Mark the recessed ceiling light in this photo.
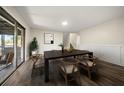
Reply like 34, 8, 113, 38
62, 21, 68, 26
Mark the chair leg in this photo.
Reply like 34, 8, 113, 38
87, 69, 91, 79
65, 75, 68, 85
95, 67, 98, 73
40, 67, 43, 75
77, 71, 81, 85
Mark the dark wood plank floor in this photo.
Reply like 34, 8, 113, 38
4, 59, 124, 86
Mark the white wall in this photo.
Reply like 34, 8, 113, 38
30, 29, 63, 54
63, 32, 70, 49
3, 7, 31, 60
69, 33, 79, 49
79, 16, 124, 66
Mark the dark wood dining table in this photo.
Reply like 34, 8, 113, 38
44, 49, 93, 82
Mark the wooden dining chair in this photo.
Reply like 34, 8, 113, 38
57, 58, 81, 85
0, 52, 14, 65
31, 54, 44, 76
77, 55, 97, 79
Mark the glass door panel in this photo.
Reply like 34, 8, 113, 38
0, 16, 16, 84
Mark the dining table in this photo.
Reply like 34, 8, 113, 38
44, 49, 93, 82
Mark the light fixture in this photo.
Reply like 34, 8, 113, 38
62, 21, 68, 26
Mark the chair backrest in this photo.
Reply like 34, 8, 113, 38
6, 52, 14, 64
59, 60, 79, 74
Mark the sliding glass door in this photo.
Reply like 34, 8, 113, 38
0, 7, 25, 85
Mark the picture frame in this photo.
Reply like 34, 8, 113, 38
44, 33, 54, 44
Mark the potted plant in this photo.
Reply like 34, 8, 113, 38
29, 37, 38, 56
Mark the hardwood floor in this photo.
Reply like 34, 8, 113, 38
3, 59, 124, 86
96, 61, 124, 86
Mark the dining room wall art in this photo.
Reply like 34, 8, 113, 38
44, 33, 54, 44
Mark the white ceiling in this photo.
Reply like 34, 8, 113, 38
14, 6, 124, 32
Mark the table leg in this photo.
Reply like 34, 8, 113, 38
45, 59, 49, 82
